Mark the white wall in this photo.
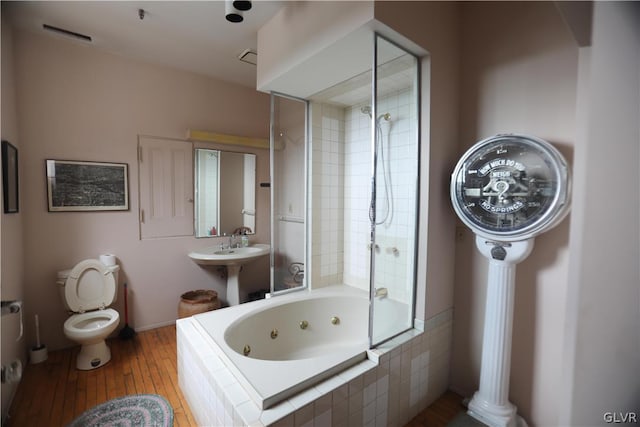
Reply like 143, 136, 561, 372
12, 29, 271, 351
1, 15, 26, 422
560, 2, 640, 424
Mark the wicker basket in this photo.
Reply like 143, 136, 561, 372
178, 290, 221, 319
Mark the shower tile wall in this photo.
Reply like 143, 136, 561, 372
369, 87, 418, 304
310, 103, 345, 288
312, 88, 418, 305
342, 103, 372, 289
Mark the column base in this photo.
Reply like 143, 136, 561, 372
467, 392, 528, 427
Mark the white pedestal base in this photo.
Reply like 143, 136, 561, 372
467, 237, 534, 427
77, 340, 111, 370
468, 392, 528, 427
226, 264, 241, 306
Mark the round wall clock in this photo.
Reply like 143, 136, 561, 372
451, 134, 571, 242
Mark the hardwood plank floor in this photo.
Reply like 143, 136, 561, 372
7, 325, 464, 426
405, 391, 467, 427
7, 326, 196, 427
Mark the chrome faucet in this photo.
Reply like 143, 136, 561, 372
219, 234, 239, 250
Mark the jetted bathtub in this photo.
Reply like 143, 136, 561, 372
193, 287, 369, 409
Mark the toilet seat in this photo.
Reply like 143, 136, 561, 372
65, 259, 116, 313
64, 308, 119, 341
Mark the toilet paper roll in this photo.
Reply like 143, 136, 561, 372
99, 254, 117, 266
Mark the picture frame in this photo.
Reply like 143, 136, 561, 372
46, 159, 129, 212
2, 140, 19, 214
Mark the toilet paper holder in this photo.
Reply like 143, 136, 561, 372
1, 300, 24, 341
1, 300, 21, 316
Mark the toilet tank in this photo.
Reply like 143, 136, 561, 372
57, 264, 120, 311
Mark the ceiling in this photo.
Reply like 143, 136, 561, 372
4, 1, 285, 88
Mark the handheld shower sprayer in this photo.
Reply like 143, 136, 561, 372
360, 105, 393, 226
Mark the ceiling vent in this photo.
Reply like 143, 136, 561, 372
42, 24, 92, 43
238, 49, 257, 66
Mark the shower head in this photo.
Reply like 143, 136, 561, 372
360, 106, 372, 118
360, 106, 391, 123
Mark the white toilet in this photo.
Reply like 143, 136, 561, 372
57, 259, 120, 370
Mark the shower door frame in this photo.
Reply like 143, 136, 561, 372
269, 92, 310, 297
368, 33, 421, 347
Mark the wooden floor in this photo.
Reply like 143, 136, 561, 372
7, 325, 464, 426
405, 391, 467, 427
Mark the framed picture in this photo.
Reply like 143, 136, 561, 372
46, 160, 129, 212
2, 140, 19, 214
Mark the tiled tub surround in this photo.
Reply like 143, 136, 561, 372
177, 289, 452, 426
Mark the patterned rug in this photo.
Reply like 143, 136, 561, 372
68, 394, 173, 427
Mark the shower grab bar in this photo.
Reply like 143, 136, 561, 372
278, 215, 304, 223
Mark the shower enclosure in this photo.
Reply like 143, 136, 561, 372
270, 93, 308, 293
270, 34, 420, 346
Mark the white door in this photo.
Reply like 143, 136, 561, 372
138, 136, 193, 239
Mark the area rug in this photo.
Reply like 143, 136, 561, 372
68, 394, 173, 427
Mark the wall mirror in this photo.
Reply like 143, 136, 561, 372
195, 148, 256, 238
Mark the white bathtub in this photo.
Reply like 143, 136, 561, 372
193, 287, 369, 409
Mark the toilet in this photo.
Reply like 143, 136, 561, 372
57, 259, 120, 370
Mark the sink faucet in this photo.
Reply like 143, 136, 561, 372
219, 234, 239, 250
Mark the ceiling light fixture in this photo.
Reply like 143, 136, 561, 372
225, 0, 252, 23
233, 1, 252, 11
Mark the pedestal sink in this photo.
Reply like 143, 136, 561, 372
188, 244, 270, 306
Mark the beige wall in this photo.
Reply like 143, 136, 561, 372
12, 30, 271, 351
1, 15, 26, 422
374, 1, 461, 322
560, 2, 640, 424
257, 1, 374, 94
450, 2, 579, 425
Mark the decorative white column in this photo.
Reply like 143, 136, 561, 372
467, 236, 534, 427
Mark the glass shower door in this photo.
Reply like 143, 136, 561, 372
370, 35, 420, 345
270, 93, 309, 294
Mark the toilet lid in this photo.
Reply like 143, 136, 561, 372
65, 259, 116, 313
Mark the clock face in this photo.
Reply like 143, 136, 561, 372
451, 134, 570, 241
